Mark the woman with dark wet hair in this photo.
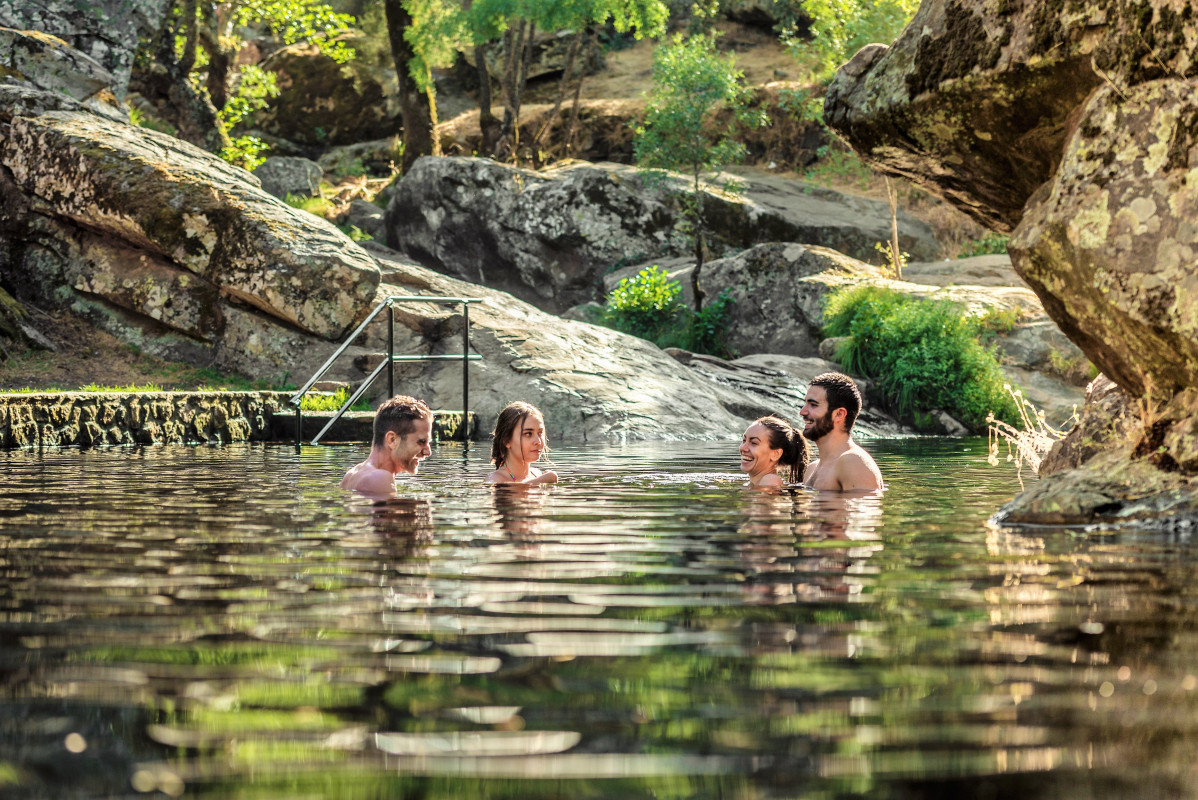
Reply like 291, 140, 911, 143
487, 402, 558, 485
739, 415, 809, 488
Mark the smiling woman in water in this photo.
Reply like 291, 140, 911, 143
487, 402, 559, 485
739, 415, 809, 488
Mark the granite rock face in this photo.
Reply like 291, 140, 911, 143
825, 0, 1198, 521
386, 156, 937, 314
0, 0, 169, 95
0, 111, 380, 340
253, 156, 324, 200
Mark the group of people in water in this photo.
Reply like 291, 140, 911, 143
340, 371, 884, 495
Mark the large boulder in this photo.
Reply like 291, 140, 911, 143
360, 250, 900, 442
609, 243, 1083, 425
0, 0, 169, 95
824, 0, 1198, 521
386, 156, 938, 314
252, 156, 323, 199
0, 27, 126, 122
252, 42, 396, 148
0, 108, 380, 366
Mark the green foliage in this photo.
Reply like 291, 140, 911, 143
602, 266, 682, 342
300, 387, 372, 412
822, 285, 1020, 431
803, 145, 873, 190
600, 267, 734, 357
233, 0, 357, 63
128, 106, 177, 135
218, 65, 280, 131
220, 135, 271, 171
782, 0, 919, 81
634, 34, 764, 189
338, 224, 372, 241
284, 193, 335, 217
775, 86, 824, 126
957, 232, 1010, 258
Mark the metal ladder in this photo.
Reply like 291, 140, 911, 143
289, 295, 483, 448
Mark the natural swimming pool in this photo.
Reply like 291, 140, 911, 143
2, 439, 1197, 798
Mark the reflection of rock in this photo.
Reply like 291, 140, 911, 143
253, 156, 322, 199
386, 157, 937, 314
825, 0, 1198, 520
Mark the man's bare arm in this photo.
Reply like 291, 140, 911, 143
351, 470, 397, 497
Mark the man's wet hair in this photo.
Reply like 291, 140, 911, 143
372, 395, 432, 447
809, 372, 862, 433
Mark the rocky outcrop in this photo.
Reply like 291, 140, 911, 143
825, 0, 1198, 522
608, 245, 1084, 425
0, 0, 169, 95
252, 156, 323, 199
386, 156, 937, 314
0, 111, 380, 341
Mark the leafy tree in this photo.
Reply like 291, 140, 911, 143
782, 0, 918, 81
386, 0, 667, 164
633, 34, 764, 311
132, 0, 355, 158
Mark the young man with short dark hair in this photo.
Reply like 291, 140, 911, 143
340, 395, 434, 496
800, 372, 884, 492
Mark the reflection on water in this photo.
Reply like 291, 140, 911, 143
2, 440, 1198, 798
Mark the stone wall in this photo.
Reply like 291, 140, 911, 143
0, 392, 481, 448
0, 392, 291, 448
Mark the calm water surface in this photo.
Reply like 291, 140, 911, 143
2, 440, 1198, 799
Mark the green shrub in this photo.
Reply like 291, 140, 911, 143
300, 387, 372, 412
600, 266, 734, 357
822, 285, 1020, 431
957, 232, 1009, 258
220, 135, 270, 171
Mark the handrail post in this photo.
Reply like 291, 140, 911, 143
387, 300, 394, 399
294, 405, 301, 453
462, 301, 470, 441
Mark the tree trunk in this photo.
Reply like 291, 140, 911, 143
475, 42, 501, 156
691, 172, 706, 312
564, 29, 598, 158
529, 29, 581, 163
128, 0, 228, 153
384, 0, 435, 173
198, 3, 230, 111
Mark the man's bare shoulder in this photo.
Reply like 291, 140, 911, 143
341, 463, 395, 495
834, 446, 884, 491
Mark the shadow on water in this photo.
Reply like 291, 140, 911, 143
1, 439, 1197, 798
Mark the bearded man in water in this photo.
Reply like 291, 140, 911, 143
800, 372, 884, 492
340, 395, 434, 496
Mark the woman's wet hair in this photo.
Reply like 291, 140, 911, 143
490, 401, 546, 466
754, 415, 809, 484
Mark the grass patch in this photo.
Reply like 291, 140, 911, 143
823, 285, 1020, 431
957, 232, 1009, 258
299, 387, 372, 412
284, 193, 336, 218
599, 266, 735, 358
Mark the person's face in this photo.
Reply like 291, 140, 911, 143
506, 412, 546, 466
388, 415, 433, 474
800, 386, 836, 442
739, 422, 782, 478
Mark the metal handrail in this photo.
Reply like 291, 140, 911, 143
290, 295, 483, 449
